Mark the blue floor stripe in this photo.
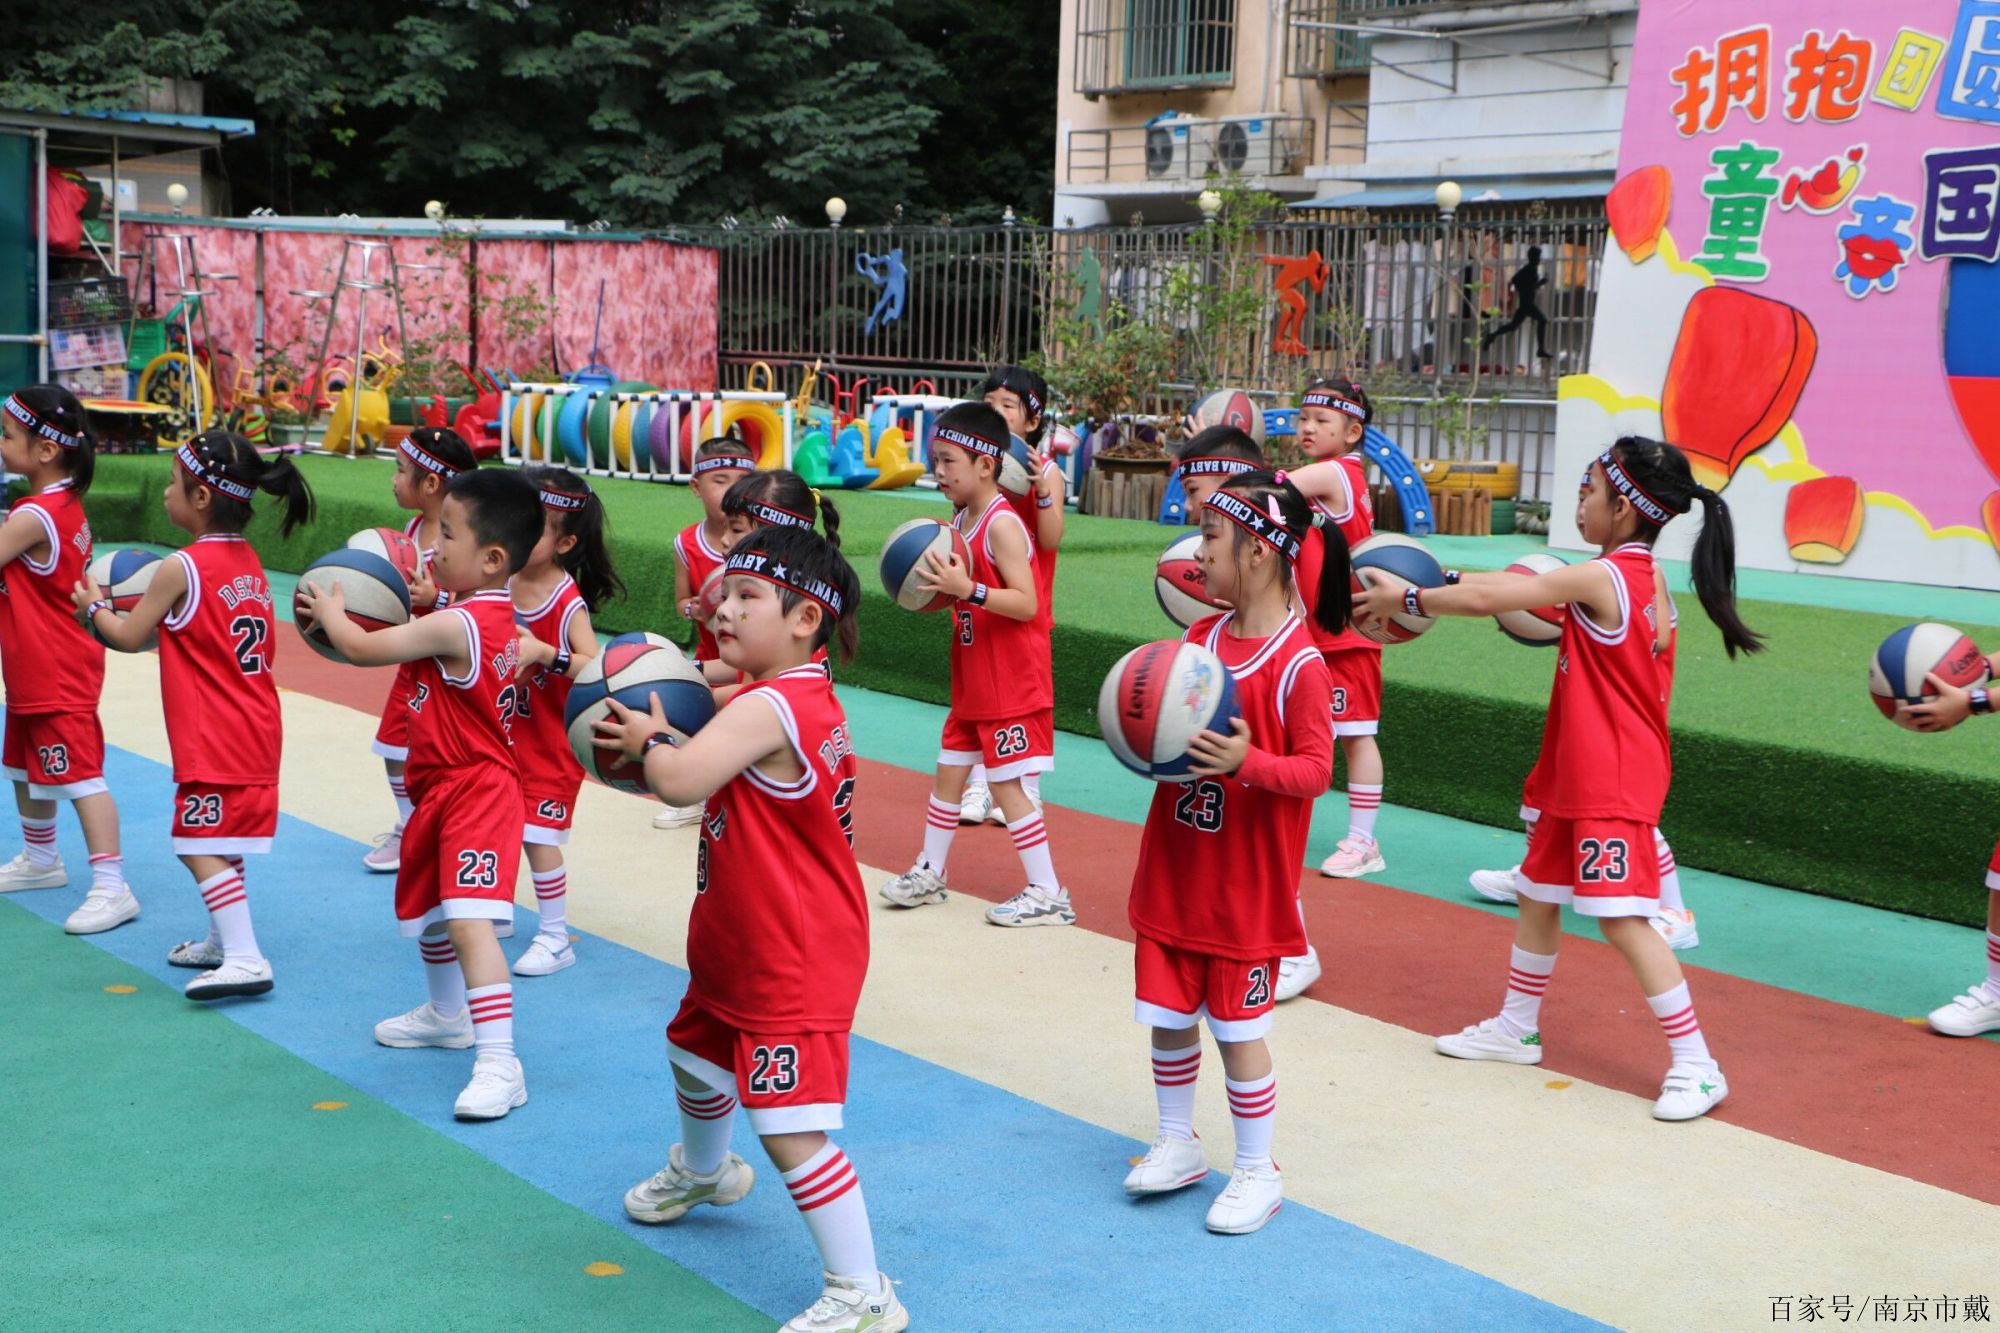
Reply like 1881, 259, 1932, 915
9, 745, 1602, 1332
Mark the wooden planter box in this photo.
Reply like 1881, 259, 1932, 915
1083, 456, 1172, 521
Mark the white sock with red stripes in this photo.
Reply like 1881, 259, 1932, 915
674, 1077, 739, 1176
1496, 945, 1556, 1039
1346, 784, 1383, 842
21, 816, 57, 867
1224, 1072, 1277, 1170
1981, 931, 2000, 1002
88, 852, 124, 893
1647, 980, 1716, 1069
196, 866, 262, 965
782, 1141, 883, 1296
531, 866, 568, 939
1151, 1043, 1201, 1141
388, 774, 413, 826
1007, 810, 1060, 888
918, 795, 957, 874
419, 935, 465, 1018
466, 983, 515, 1060
1655, 833, 1684, 912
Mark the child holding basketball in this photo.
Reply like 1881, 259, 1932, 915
76, 431, 312, 998
1354, 436, 1762, 1121
880, 402, 1070, 927
364, 427, 477, 872
0, 385, 136, 934
1123, 470, 1347, 1234
506, 465, 621, 978
596, 526, 908, 1332
298, 468, 542, 1121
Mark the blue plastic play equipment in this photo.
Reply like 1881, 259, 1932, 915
1154, 417, 1434, 536
829, 423, 879, 488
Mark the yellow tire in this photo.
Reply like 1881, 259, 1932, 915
135, 352, 216, 448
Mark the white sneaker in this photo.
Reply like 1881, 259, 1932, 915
1652, 1062, 1727, 1121
623, 1144, 756, 1224
1274, 951, 1322, 1002
1927, 985, 2000, 1037
1319, 835, 1385, 878
453, 1053, 527, 1121
1469, 865, 1520, 904
1123, 1134, 1207, 1195
0, 851, 67, 892
362, 830, 401, 873
878, 865, 948, 908
513, 933, 576, 977
493, 919, 515, 940
374, 1001, 475, 1049
184, 958, 274, 1000
167, 938, 223, 969
957, 784, 993, 825
1204, 1163, 1283, 1235
1435, 1017, 1544, 1065
985, 884, 1076, 927
652, 802, 703, 830
783, 1272, 909, 1333
64, 888, 139, 935
1648, 907, 1700, 951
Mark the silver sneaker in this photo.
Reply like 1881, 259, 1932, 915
985, 884, 1075, 928
167, 938, 223, 969
0, 851, 67, 893
184, 957, 275, 1000
623, 1144, 755, 1224
878, 865, 948, 908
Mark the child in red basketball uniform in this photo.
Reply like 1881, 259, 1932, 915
599, 526, 908, 1333
76, 431, 312, 999
1123, 471, 1347, 1235
674, 435, 758, 666
880, 402, 1071, 927
958, 366, 1065, 825
0, 385, 136, 935
508, 465, 622, 978
299, 468, 543, 1122
1355, 436, 1763, 1121
364, 427, 478, 873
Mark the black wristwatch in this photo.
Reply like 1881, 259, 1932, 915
1972, 688, 1993, 716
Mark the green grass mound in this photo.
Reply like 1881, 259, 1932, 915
86, 453, 2000, 927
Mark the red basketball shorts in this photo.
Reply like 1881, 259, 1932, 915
396, 767, 523, 936
371, 665, 416, 761
2, 709, 107, 799
666, 994, 850, 1135
1985, 835, 2000, 892
522, 782, 581, 846
1133, 935, 1279, 1042
171, 782, 277, 855
1518, 815, 1661, 918
1324, 648, 1381, 736
938, 708, 1053, 783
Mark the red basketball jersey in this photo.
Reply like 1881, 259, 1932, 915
1003, 464, 1060, 700
158, 535, 280, 785
512, 574, 585, 798
403, 589, 522, 801
1295, 454, 1377, 656
675, 520, 729, 661
383, 514, 431, 720
949, 494, 1052, 720
1127, 612, 1331, 960
688, 665, 867, 1030
1523, 543, 1677, 823
0, 481, 104, 711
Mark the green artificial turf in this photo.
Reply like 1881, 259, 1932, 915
83, 452, 2000, 926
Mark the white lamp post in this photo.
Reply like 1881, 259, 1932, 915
825, 196, 848, 230
166, 182, 189, 217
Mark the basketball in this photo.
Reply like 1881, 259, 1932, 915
564, 640, 717, 795
1350, 532, 1447, 644
1495, 552, 1569, 646
1098, 640, 1240, 783
1186, 388, 1267, 447
605, 630, 679, 651
697, 567, 728, 625
880, 517, 971, 613
1869, 622, 1990, 719
344, 526, 420, 585
1155, 532, 1227, 628
85, 549, 162, 651
296, 548, 414, 664
998, 435, 1034, 498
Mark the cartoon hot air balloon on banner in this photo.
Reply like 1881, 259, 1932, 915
1606, 166, 1672, 265
1660, 287, 1818, 491
1784, 476, 1864, 564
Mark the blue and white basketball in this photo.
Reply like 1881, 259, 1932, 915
606, 630, 679, 652
1495, 552, 1569, 647
880, 517, 971, 613
1349, 532, 1446, 645
296, 548, 413, 664
565, 640, 716, 795
1098, 640, 1240, 783
1870, 622, 1990, 719
998, 435, 1034, 498
1155, 532, 1227, 629
86, 549, 163, 651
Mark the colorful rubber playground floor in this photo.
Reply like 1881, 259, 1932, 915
4, 639, 1996, 1332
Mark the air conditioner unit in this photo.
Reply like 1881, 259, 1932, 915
1145, 115, 1198, 180
1208, 116, 1300, 177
